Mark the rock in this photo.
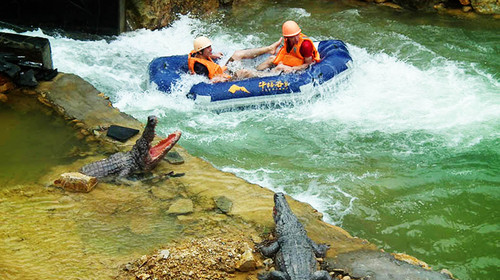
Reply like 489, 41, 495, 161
167, 198, 193, 214
470, 0, 500, 14
136, 273, 151, 280
381, 2, 404, 9
124, 262, 134, 271
53, 172, 97, 192
250, 233, 262, 244
236, 248, 257, 272
329, 250, 452, 279
440, 268, 454, 278
442, 7, 478, 18
392, 252, 431, 269
125, 0, 220, 31
214, 196, 233, 214
462, 5, 473, 12
138, 255, 148, 267
263, 258, 274, 270
165, 150, 184, 164
0, 74, 15, 94
331, 268, 345, 275
434, 3, 446, 10
159, 249, 170, 259
79, 128, 90, 136
0, 93, 7, 102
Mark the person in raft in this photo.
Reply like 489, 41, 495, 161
257, 20, 321, 74
188, 36, 282, 83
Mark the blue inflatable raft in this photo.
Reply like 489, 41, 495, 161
148, 40, 352, 110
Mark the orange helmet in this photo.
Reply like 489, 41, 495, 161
193, 36, 212, 52
282, 21, 301, 37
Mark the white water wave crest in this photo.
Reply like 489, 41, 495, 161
292, 45, 500, 137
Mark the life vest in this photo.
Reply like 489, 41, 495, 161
187, 51, 231, 80
273, 33, 320, 67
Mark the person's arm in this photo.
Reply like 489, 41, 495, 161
275, 57, 313, 73
211, 75, 230, 83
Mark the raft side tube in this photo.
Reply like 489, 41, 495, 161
195, 65, 353, 112
148, 54, 188, 92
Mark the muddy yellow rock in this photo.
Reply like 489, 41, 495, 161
53, 172, 98, 192
236, 248, 258, 272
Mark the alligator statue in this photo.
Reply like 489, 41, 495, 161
80, 115, 181, 179
258, 192, 332, 280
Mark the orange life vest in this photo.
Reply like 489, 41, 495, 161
187, 51, 231, 80
273, 33, 320, 67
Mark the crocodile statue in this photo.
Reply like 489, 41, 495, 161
258, 192, 332, 280
80, 115, 181, 178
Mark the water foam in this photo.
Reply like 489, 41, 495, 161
295, 45, 500, 139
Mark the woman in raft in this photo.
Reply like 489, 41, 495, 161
187, 36, 282, 83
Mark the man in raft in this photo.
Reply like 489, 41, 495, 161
188, 36, 282, 83
257, 20, 321, 74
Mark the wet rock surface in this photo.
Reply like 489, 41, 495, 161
3, 72, 457, 279
328, 250, 455, 280
214, 195, 233, 214
164, 151, 185, 165
125, 0, 221, 31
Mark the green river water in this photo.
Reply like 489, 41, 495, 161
1, 1, 499, 279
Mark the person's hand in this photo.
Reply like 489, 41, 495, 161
275, 63, 294, 73
211, 52, 224, 59
211, 75, 229, 83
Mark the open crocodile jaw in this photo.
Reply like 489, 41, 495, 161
146, 130, 182, 168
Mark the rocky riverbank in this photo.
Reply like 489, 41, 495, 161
0, 73, 458, 279
124, 0, 498, 32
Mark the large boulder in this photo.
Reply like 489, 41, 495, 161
125, 0, 220, 30
470, 0, 500, 14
